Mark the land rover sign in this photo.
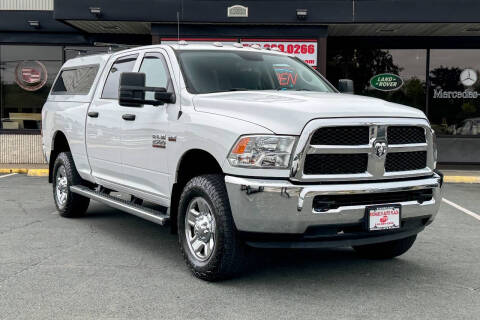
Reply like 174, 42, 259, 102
370, 73, 403, 91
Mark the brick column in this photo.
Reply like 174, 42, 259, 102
317, 36, 327, 76
152, 34, 161, 44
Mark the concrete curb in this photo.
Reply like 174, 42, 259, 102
443, 176, 480, 184
0, 168, 28, 174
0, 168, 48, 176
27, 169, 49, 177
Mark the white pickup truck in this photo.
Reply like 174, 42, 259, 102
42, 43, 443, 281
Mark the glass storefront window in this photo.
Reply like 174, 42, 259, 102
327, 49, 427, 112
429, 49, 480, 136
0, 45, 62, 130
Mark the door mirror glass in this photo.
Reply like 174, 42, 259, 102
338, 79, 354, 94
119, 72, 146, 107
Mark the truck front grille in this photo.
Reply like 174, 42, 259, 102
387, 126, 426, 144
304, 154, 368, 175
385, 151, 427, 172
295, 121, 433, 180
313, 189, 433, 212
310, 126, 369, 145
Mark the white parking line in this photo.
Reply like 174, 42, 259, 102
443, 198, 480, 222
0, 173, 17, 179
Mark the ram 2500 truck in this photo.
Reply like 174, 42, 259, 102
42, 43, 443, 281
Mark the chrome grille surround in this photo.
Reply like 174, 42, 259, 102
290, 118, 435, 182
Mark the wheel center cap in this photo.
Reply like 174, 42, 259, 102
194, 216, 212, 242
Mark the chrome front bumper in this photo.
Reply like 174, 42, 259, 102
225, 174, 442, 234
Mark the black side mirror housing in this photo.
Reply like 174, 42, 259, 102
119, 72, 175, 107
119, 72, 146, 107
338, 79, 354, 94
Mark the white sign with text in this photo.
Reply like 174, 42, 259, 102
241, 39, 318, 67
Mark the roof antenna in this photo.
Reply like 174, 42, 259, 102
176, 11, 183, 119
177, 11, 180, 42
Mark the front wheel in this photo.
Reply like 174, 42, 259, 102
353, 235, 417, 259
178, 174, 246, 281
52, 152, 90, 217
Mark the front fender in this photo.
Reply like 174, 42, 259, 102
167, 111, 275, 189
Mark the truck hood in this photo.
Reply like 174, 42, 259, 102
192, 91, 427, 135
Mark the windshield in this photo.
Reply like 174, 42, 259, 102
177, 50, 336, 94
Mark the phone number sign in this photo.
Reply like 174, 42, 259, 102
241, 39, 318, 67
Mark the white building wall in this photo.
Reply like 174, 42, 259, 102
0, 0, 53, 11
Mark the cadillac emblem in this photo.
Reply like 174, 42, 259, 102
15, 60, 48, 92
374, 141, 388, 158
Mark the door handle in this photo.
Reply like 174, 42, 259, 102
122, 114, 136, 121
87, 111, 99, 118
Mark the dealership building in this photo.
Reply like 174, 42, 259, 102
1, 0, 480, 164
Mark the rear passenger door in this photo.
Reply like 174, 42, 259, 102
119, 51, 176, 202
86, 53, 139, 185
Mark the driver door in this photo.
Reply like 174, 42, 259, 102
86, 53, 139, 185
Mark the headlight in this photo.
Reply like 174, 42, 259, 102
228, 135, 297, 168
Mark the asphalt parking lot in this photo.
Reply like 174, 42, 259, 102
0, 173, 479, 319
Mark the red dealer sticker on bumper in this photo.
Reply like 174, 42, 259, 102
366, 205, 401, 231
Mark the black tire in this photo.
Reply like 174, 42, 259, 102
353, 235, 417, 259
178, 174, 246, 281
52, 152, 90, 217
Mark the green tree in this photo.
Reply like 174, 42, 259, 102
327, 48, 401, 94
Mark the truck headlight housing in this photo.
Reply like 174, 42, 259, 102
228, 135, 297, 169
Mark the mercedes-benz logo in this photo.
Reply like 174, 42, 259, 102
374, 141, 388, 158
460, 69, 477, 87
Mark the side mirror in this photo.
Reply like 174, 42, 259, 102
119, 72, 175, 107
338, 79, 354, 94
119, 72, 146, 107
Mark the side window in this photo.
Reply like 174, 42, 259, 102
51, 65, 99, 95
139, 52, 172, 100
101, 54, 138, 99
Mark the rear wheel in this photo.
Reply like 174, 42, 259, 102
52, 152, 90, 217
178, 174, 246, 281
353, 235, 417, 259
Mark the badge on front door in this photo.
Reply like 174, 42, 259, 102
152, 134, 166, 148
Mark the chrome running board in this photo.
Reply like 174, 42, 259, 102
70, 185, 169, 226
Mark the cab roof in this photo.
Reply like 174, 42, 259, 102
62, 42, 290, 68
166, 43, 288, 55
